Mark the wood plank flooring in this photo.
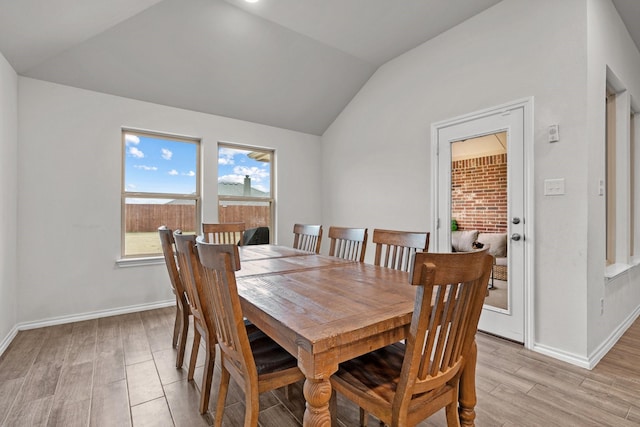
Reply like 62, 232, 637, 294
1, 306, 640, 426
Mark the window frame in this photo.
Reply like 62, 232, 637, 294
605, 69, 639, 278
217, 142, 275, 239
121, 128, 201, 259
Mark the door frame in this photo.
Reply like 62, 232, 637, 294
430, 97, 535, 349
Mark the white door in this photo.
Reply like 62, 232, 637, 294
432, 99, 531, 343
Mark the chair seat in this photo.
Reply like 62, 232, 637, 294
333, 342, 406, 404
333, 344, 458, 427
248, 329, 299, 374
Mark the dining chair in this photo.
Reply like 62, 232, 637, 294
328, 226, 368, 262
158, 226, 190, 368
292, 224, 323, 254
242, 226, 270, 245
202, 222, 246, 245
194, 236, 305, 427
372, 228, 430, 272
330, 250, 493, 427
173, 231, 212, 413
174, 231, 247, 414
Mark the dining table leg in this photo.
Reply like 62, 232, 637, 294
459, 338, 478, 426
302, 378, 332, 427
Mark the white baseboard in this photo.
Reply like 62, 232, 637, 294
0, 299, 175, 356
586, 305, 640, 369
0, 325, 19, 357
532, 305, 640, 370
531, 343, 591, 369
17, 299, 176, 331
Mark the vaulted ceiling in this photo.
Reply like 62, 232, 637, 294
0, 0, 638, 135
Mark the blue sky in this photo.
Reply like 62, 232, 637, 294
218, 146, 271, 194
124, 134, 271, 198
124, 133, 197, 195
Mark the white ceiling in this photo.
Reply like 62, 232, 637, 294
0, 0, 638, 135
452, 132, 506, 161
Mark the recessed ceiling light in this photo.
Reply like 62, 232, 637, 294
245, 0, 259, 3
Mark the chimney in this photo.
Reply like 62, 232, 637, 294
243, 175, 251, 196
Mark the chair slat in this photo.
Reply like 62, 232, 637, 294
293, 224, 323, 254
373, 229, 430, 272
202, 222, 246, 246
328, 226, 368, 262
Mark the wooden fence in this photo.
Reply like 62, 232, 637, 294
126, 204, 195, 232
126, 203, 270, 232
218, 204, 270, 229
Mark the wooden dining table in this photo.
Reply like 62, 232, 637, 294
235, 245, 479, 427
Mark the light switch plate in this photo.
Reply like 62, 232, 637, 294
548, 124, 560, 142
544, 178, 565, 196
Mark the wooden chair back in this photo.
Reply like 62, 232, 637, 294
328, 226, 368, 262
399, 250, 493, 423
175, 229, 244, 331
373, 228, 430, 272
173, 232, 202, 324
195, 238, 256, 379
158, 226, 184, 298
158, 226, 189, 367
202, 222, 246, 245
292, 224, 323, 254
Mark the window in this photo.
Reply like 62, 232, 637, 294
604, 69, 639, 276
122, 130, 200, 258
217, 144, 273, 239
606, 89, 617, 265
632, 111, 637, 257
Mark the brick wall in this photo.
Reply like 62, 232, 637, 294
451, 153, 507, 233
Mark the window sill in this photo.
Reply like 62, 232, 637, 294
605, 262, 631, 280
116, 256, 164, 268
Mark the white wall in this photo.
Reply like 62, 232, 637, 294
17, 77, 322, 324
586, 0, 640, 359
322, 0, 594, 360
0, 52, 18, 349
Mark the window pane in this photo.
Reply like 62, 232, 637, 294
124, 198, 197, 256
124, 133, 197, 195
218, 146, 271, 197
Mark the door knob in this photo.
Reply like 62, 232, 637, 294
511, 233, 522, 241
512, 217, 521, 224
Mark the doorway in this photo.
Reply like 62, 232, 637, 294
431, 98, 533, 345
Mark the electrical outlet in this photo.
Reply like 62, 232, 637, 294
600, 298, 604, 315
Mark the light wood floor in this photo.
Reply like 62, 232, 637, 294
1, 306, 640, 426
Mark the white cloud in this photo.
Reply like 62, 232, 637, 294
218, 147, 246, 165
168, 169, 179, 176
129, 147, 144, 158
125, 134, 140, 145
232, 166, 269, 182
183, 171, 195, 176
218, 174, 245, 184
161, 148, 173, 160
134, 165, 158, 171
